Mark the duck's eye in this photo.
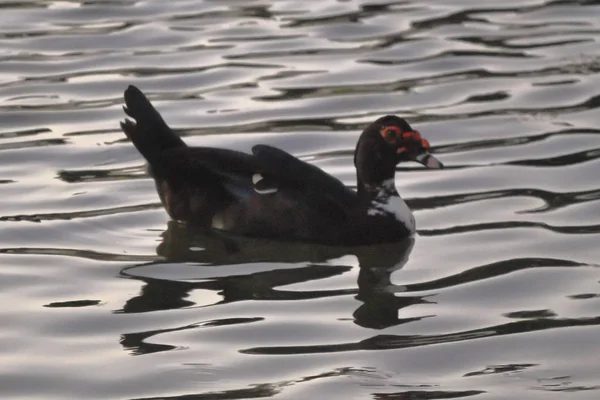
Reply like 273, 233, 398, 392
380, 126, 402, 143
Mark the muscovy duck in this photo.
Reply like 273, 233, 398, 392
120, 85, 443, 245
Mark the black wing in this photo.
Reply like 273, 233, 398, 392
251, 144, 357, 210
149, 144, 356, 211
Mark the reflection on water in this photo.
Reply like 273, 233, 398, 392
1, 0, 600, 399
120, 222, 416, 355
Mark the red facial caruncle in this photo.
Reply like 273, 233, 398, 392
380, 126, 431, 154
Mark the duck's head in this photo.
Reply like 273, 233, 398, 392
354, 115, 443, 190
373, 115, 443, 169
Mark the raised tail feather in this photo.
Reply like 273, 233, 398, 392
120, 85, 186, 161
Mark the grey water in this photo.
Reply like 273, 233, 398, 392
1, 0, 600, 399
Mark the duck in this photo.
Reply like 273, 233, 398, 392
120, 85, 443, 246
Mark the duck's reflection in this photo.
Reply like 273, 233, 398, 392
119, 221, 427, 355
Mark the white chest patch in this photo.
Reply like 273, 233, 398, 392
367, 180, 415, 234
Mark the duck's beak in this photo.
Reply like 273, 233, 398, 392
414, 152, 444, 169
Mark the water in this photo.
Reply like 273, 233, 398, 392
1, 0, 600, 399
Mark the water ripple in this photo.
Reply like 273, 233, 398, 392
1, 0, 600, 399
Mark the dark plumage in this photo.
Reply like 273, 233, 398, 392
120, 85, 443, 245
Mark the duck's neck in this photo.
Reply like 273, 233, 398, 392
356, 161, 398, 201
354, 140, 399, 201
357, 175, 399, 201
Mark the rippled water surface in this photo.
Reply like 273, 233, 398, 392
2, 0, 600, 399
